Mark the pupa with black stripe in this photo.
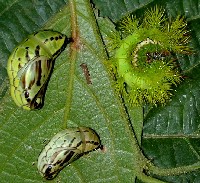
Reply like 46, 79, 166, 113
37, 127, 102, 180
7, 30, 71, 110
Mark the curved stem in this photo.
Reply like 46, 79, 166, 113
148, 161, 200, 176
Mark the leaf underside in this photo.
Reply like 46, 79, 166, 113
0, 0, 200, 183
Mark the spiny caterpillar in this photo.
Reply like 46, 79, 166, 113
7, 30, 71, 110
37, 127, 102, 180
109, 7, 191, 106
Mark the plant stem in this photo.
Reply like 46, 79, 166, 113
148, 161, 200, 176
129, 106, 144, 145
63, 0, 78, 128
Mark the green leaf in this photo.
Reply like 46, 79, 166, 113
1, 0, 200, 183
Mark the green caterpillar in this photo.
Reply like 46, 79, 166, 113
7, 30, 71, 110
37, 127, 102, 180
110, 7, 190, 106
